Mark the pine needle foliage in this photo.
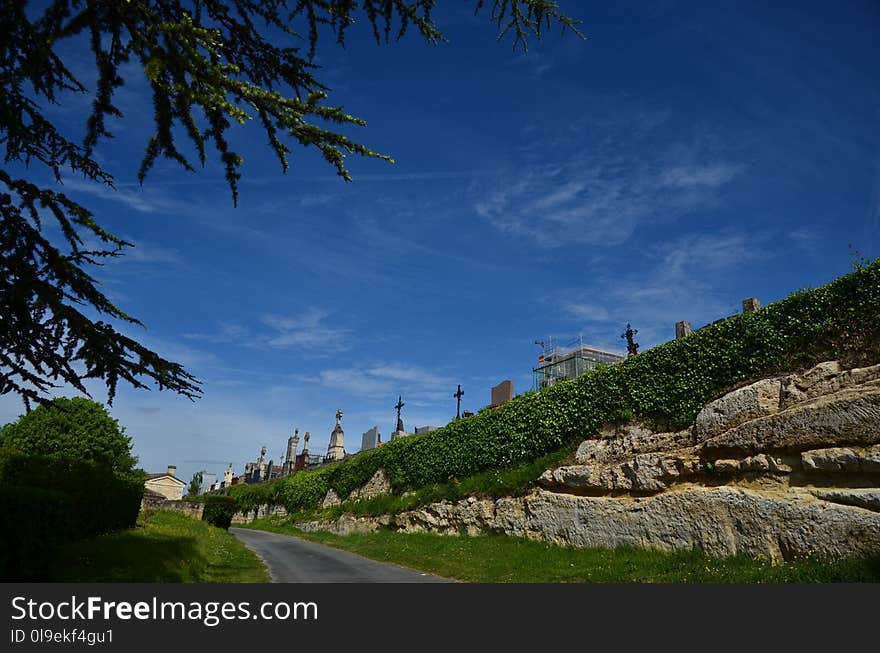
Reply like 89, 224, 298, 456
0, 1, 582, 409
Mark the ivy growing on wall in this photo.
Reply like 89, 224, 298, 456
229, 259, 880, 513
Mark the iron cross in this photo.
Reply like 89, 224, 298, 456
621, 322, 640, 358
454, 384, 464, 419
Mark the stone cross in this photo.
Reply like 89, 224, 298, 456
395, 395, 405, 433
454, 384, 464, 419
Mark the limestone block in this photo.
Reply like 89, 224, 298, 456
744, 454, 791, 473
811, 489, 880, 512
297, 514, 385, 535
714, 459, 740, 474
539, 465, 602, 489
798, 360, 841, 388
387, 496, 503, 536
576, 426, 691, 465
616, 454, 688, 491
493, 497, 528, 536
802, 447, 861, 472
739, 454, 772, 472
320, 488, 341, 508
348, 468, 393, 501
540, 453, 699, 493
850, 363, 880, 387
780, 361, 838, 407
598, 421, 655, 441
867, 447, 880, 473
702, 385, 880, 455
712, 454, 791, 474
333, 514, 382, 535
394, 502, 448, 533
575, 439, 604, 462
801, 445, 880, 473
520, 488, 880, 561
779, 360, 880, 409
694, 378, 782, 440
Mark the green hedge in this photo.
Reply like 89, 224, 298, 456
229, 259, 880, 513
0, 449, 144, 579
0, 486, 71, 580
202, 495, 238, 530
0, 450, 144, 538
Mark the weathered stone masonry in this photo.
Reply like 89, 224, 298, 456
293, 360, 880, 561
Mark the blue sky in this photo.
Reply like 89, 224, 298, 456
2, 1, 879, 486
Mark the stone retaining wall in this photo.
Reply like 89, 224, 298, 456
231, 504, 289, 524
141, 495, 205, 519
297, 360, 880, 561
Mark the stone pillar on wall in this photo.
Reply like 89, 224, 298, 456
675, 321, 693, 339
491, 380, 514, 407
285, 430, 300, 474
742, 297, 761, 313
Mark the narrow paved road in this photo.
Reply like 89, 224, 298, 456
230, 528, 452, 583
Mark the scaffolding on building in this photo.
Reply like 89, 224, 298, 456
532, 335, 625, 391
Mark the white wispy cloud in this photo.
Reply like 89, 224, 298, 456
659, 163, 742, 189
122, 241, 182, 264
60, 177, 163, 214
560, 230, 770, 348
318, 362, 454, 400
475, 98, 745, 249
659, 232, 761, 278
299, 193, 338, 207
475, 153, 745, 247
318, 369, 394, 398
562, 302, 611, 322
78, 233, 183, 271
182, 322, 249, 344
789, 228, 822, 253
509, 50, 555, 77
261, 308, 352, 351
184, 308, 353, 353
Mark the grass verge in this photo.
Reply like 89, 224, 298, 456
244, 521, 880, 583
50, 510, 270, 582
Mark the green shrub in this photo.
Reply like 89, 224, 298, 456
0, 397, 137, 472
229, 259, 880, 514
202, 495, 239, 530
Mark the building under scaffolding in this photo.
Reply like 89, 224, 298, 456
533, 336, 625, 391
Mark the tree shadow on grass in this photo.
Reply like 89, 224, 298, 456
49, 529, 204, 582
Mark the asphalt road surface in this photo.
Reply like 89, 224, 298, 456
230, 528, 452, 583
